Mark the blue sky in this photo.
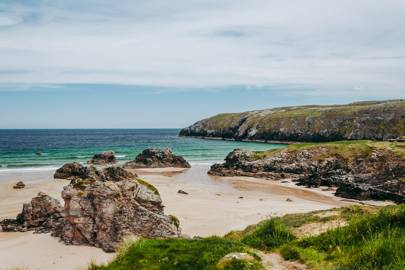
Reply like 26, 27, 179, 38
0, 1, 404, 128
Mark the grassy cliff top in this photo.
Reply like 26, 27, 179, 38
198, 99, 404, 129
181, 99, 405, 142
252, 140, 405, 161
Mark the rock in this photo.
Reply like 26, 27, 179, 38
60, 176, 179, 252
54, 162, 137, 182
180, 99, 405, 142
86, 165, 138, 182
238, 196, 244, 199
54, 162, 88, 180
177, 189, 189, 195
208, 142, 405, 203
286, 198, 293, 202
88, 151, 116, 165
123, 148, 191, 169
13, 181, 25, 189
1, 192, 63, 233
2, 166, 179, 252
217, 252, 258, 270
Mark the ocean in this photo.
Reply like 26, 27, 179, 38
0, 129, 285, 170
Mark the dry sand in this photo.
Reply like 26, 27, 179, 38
0, 165, 349, 270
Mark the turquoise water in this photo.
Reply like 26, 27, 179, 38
0, 129, 285, 170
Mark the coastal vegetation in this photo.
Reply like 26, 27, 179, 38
251, 140, 405, 161
89, 205, 405, 270
209, 140, 405, 203
179, 99, 405, 142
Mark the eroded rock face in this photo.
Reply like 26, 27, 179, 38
209, 145, 405, 203
88, 151, 116, 165
0, 192, 63, 233
123, 148, 190, 169
54, 162, 88, 180
180, 100, 405, 142
54, 163, 138, 181
2, 166, 180, 252
60, 177, 179, 252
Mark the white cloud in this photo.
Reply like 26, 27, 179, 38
0, 0, 404, 96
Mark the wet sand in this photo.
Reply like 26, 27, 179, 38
0, 165, 349, 270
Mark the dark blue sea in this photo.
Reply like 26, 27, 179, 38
0, 129, 284, 170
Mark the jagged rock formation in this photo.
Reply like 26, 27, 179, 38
209, 141, 405, 203
2, 166, 180, 252
54, 162, 88, 180
180, 100, 405, 142
54, 162, 137, 181
0, 192, 63, 233
88, 151, 116, 165
123, 148, 190, 169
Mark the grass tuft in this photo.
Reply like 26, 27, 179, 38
240, 219, 295, 250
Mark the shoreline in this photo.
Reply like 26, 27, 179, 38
0, 165, 370, 270
179, 135, 295, 145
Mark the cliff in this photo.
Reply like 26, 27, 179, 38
180, 100, 405, 142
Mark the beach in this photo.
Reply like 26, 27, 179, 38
0, 164, 351, 270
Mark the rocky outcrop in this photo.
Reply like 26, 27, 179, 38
54, 162, 88, 180
209, 141, 405, 203
88, 151, 116, 165
60, 175, 180, 252
0, 192, 63, 233
180, 100, 405, 142
123, 148, 190, 169
2, 166, 180, 252
54, 162, 137, 181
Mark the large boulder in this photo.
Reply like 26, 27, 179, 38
60, 177, 179, 252
123, 148, 190, 169
2, 166, 179, 252
88, 151, 116, 165
0, 192, 63, 233
54, 162, 88, 180
86, 165, 138, 182
54, 162, 138, 181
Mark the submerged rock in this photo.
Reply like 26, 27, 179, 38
209, 142, 405, 203
123, 148, 190, 169
88, 151, 116, 165
3, 166, 180, 252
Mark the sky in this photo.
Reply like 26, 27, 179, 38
0, 0, 404, 128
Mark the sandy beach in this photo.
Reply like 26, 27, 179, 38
0, 165, 349, 270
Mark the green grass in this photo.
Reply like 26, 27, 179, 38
250, 140, 405, 162
89, 237, 263, 270
89, 205, 404, 270
239, 219, 295, 250
280, 205, 405, 270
